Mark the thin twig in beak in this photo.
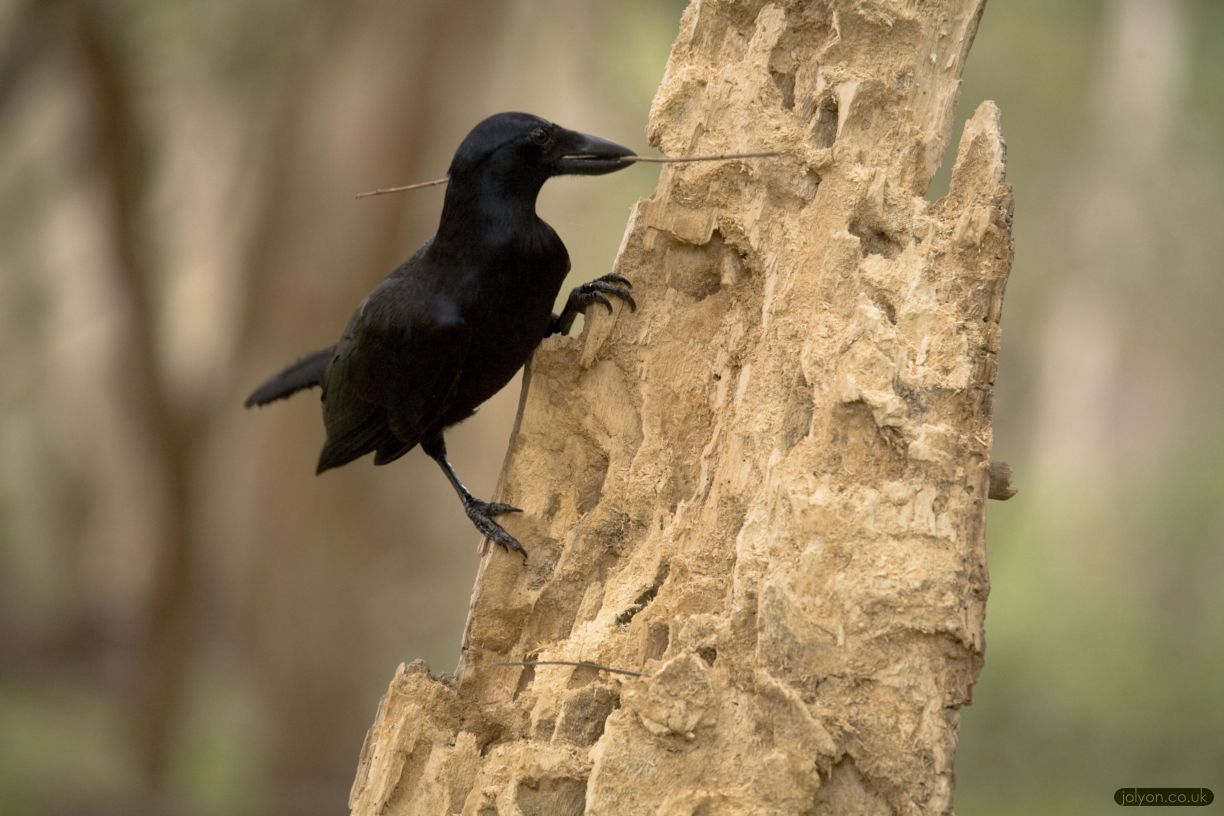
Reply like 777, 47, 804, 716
618, 150, 782, 163
354, 150, 783, 198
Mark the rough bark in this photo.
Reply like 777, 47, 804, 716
349, 0, 1011, 813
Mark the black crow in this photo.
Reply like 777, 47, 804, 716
245, 112, 637, 556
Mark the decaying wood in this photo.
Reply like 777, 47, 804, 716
350, 0, 1011, 813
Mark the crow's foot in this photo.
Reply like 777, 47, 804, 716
462, 497, 526, 557
549, 274, 637, 336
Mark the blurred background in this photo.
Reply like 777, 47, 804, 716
0, 1, 1220, 814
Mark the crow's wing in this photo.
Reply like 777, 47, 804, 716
316, 279, 469, 473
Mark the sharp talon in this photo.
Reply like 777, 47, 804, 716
583, 281, 635, 313
554, 275, 641, 338
465, 504, 528, 557
603, 287, 634, 312
491, 529, 527, 557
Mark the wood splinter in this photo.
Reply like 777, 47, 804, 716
495, 659, 644, 678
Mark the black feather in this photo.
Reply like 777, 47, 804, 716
244, 348, 332, 408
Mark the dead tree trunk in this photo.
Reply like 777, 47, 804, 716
349, 1, 1011, 813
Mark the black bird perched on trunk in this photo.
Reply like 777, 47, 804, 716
245, 112, 637, 557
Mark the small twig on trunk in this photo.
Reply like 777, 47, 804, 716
496, 659, 643, 677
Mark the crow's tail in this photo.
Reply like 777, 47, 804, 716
244, 347, 333, 408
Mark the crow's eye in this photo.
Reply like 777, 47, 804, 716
529, 127, 552, 147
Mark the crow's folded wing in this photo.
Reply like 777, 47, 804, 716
317, 280, 469, 472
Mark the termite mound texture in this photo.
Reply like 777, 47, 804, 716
350, 0, 1010, 814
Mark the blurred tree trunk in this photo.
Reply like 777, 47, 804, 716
349, 0, 1011, 813
69, 3, 206, 795
237, 3, 513, 813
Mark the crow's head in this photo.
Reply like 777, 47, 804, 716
447, 112, 635, 191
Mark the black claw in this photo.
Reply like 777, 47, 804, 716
463, 497, 527, 556
578, 280, 636, 313
549, 274, 640, 338
473, 514, 527, 555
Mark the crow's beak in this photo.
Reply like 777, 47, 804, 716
557, 130, 636, 176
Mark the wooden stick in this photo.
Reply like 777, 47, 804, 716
618, 150, 782, 164
355, 150, 782, 199
355, 177, 449, 199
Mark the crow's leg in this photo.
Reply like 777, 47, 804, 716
547, 274, 637, 337
422, 433, 525, 557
